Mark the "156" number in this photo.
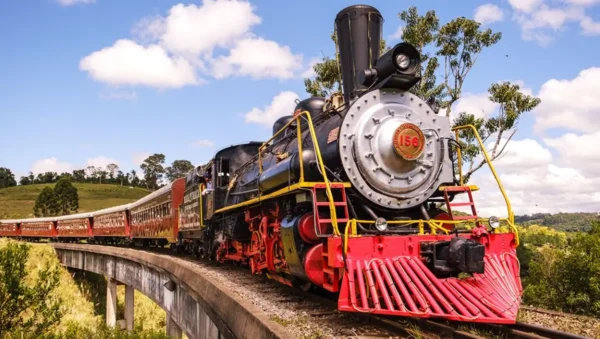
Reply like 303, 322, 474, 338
402, 135, 420, 147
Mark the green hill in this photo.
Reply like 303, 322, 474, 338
0, 184, 150, 219
515, 212, 600, 232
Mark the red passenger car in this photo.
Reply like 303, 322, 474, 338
91, 204, 130, 244
20, 217, 55, 240
128, 178, 185, 247
0, 219, 20, 237
55, 213, 92, 241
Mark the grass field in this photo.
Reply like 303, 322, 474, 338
0, 183, 150, 218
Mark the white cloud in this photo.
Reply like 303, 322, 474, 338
244, 91, 299, 127
80, 39, 199, 88
544, 131, 600, 175
86, 156, 119, 169
508, 0, 600, 44
580, 16, 600, 34
452, 92, 498, 121
136, 1, 261, 58
132, 153, 150, 166
194, 139, 215, 148
31, 158, 73, 175
454, 137, 600, 217
57, 0, 95, 6
388, 25, 404, 41
562, 0, 600, 5
211, 37, 303, 79
533, 67, 600, 133
82, 0, 303, 88
474, 4, 505, 25
489, 138, 553, 173
508, 0, 542, 13
301, 57, 320, 78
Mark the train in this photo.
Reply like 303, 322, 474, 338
0, 4, 522, 325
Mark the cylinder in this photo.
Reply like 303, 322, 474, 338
335, 5, 383, 103
257, 150, 315, 193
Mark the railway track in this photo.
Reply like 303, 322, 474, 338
42, 241, 594, 339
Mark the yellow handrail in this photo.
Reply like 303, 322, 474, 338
257, 111, 340, 236
453, 125, 514, 225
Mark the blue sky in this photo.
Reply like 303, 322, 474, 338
1, 0, 599, 214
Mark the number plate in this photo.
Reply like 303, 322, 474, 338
392, 123, 425, 160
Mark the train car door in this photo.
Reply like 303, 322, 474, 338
204, 163, 216, 220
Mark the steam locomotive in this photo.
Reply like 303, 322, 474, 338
0, 5, 522, 324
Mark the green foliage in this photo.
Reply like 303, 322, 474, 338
436, 17, 502, 116
516, 212, 600, 232
0, 241, 63, 338
16, 165, 148, 189
523, 221, 600, 316
456, 82, 541, 183
32, 178, 80, 217
304, 6, 532, 180
516, 225, 568, 278
519, 225, 568, 248
31, 322, 170, 339
165, 160, 194, 182
304, 33, 387, 98
34, 186, 59, 217
399, 7, 444, 105
140, 154, 166, 191
54, 177, 79, 215
0, 168, 17, 189
0, 241, 169, 339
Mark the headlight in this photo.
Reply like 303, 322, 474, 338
488, 216, 500, 229
375, 217, 388, 232
395, 53, 410, 70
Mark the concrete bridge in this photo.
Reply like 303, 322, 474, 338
51, 243, 290, 339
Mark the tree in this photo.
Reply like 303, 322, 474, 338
129, 170, 140, 187
0, 168, 17, 188
72, 169, 86, 183
106, 163, 119, 181
35, 172, 58, 184
456, 82, 541, 183
304, 6, 538, 180
53, 177, 79, 215
116, 170, 126, 186
85, 166, 96, 182
523, 221, 600, 316
33, 187, 58, 217
436, 16, 502, 117
165, 160, 194, 182
19, 176, 32, 186
304, 33, 387, 98
398, 7, 444, 106
0, 242, 63, 338
140, 154, 166, 191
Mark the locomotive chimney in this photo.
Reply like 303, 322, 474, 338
335, 5, 383, 103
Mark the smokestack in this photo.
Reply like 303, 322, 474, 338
335, 5, 383, 103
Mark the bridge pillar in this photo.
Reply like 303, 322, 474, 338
166, 314, 182, 339
106, 278, 117, 327
125, 285, 134, 332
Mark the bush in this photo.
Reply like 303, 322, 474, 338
523, 221, 600, 316
0, 240, 63, 338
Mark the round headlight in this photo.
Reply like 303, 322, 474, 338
375, 217, 388, 232
395, 53, 410, 70
489, 216, 500, 229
